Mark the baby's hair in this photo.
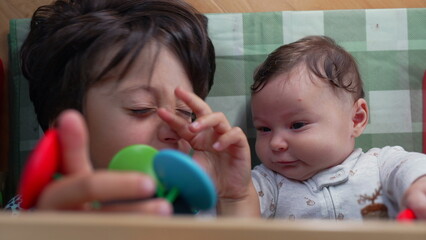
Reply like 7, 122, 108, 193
21, 0, 215, 131
251, 35, 364, 100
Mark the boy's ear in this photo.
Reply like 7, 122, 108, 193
351, 98, 369, 138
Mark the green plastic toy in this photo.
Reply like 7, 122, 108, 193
108, 145, 217, 212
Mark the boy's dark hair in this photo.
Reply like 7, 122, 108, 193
21, 0, 215, 131
251, 35, 364, 100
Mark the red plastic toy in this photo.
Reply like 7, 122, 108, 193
396, 208, 416, 222
18, 129, 61, 209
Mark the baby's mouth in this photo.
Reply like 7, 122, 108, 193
275, 160, 299, 165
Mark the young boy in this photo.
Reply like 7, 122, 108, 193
6, 0, 259, 217
250, 35, 426, 220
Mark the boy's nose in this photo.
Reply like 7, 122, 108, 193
270, 134, 288, 152
158, 121, 180, 144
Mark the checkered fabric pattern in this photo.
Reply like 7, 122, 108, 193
205, 8, 426, 166
6, 9, 426, 200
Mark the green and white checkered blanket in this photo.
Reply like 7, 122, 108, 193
205, 8, 426, 166
6, 8, 426, 200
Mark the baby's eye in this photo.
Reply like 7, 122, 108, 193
256, 127, 271, 133
131, 108, 156, 115
176, 109, 195, 122
290, 122, 306, 130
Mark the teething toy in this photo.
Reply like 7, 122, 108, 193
18, 129, 217, 212
109, 145, 217, 211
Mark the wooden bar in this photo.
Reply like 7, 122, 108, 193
0, 212, 426, 240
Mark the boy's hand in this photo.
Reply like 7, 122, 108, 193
36, 110, 172, 215
402, 175, 426, 219
158, 87, 259, 217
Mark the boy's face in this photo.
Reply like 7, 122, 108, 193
251, 66, 358, 181
84, 46, 193, 169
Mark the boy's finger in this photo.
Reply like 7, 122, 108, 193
213, 127, 249, 152
157, 108, 195, 140
175, 87, 212, 117
38, 171, 157, 210
57, 110, 92, 174
190, 112, 231, 135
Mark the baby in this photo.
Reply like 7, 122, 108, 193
250, 35, 426, 220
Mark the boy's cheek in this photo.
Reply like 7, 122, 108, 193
178, 140, 192, 154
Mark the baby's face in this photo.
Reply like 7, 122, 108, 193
251, 66, 357, 180
84, 46, 193, 169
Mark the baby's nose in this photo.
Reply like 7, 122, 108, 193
270, 135, 288, 152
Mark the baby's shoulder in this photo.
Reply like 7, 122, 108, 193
362, 146, 407, 158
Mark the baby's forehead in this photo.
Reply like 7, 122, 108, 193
272, 64, 324, 86
272, 65, 355, 102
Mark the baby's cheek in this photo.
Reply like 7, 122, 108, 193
255, 137, 268, 150
296, 140, 331, 162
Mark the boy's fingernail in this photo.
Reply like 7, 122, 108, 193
140, 178, 156, 194
190, 121, 200, 129
213, 142, 221, 150
157, 201, 173, 216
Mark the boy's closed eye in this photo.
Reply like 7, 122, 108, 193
130, 108, 194, 122
176, 109, 195, 122
130, 108, 157, 115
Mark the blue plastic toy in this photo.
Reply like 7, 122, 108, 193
108, 145, 217, 213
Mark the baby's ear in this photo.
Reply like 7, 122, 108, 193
351, 98, 369, 138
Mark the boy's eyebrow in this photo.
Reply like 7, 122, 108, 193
119, 84, 158, 97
